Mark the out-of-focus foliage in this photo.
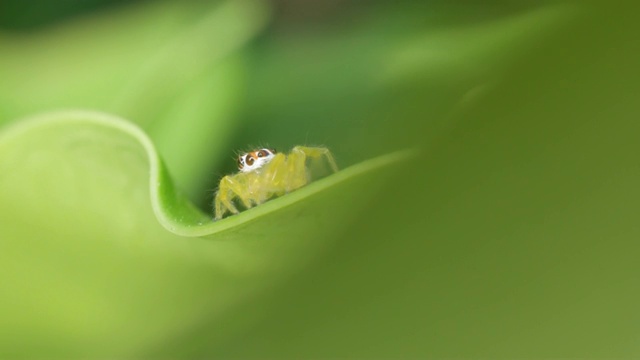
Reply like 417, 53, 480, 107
0, 110, 408, 357
1, 0, 639, 358
0, 0, 268, 202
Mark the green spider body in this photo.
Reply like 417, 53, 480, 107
214, 146, 338, 220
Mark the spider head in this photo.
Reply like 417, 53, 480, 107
238, 148, 276, 173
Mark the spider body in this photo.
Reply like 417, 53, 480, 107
214, 146, 338, 220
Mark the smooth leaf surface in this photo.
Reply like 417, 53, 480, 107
0, 110, 411, 357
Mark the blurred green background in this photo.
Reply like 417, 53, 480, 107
1, 0, 640, 358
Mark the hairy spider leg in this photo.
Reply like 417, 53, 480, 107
239, 171, 265, 207
292, 146, 339, 173
214, 174, 252, 220
255, 153, 288, 202
285, 148, 309, 191
287, 146, 339, 191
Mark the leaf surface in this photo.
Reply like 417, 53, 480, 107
0, 110, 411, 357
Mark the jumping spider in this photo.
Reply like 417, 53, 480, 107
213, 146, 338, 220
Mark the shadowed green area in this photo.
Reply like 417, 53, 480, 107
196, 3, 640, 358
1, 0, 639, 358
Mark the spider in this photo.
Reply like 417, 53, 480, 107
213, 146, 338, 220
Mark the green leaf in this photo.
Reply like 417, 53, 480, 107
0, 109, 412, 357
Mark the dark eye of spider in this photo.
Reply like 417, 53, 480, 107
257, 150, 266, 157
246, 156, 255, 166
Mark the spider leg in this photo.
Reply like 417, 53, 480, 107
285, 148, 309, 191
255, 153, 287, 201
291, 146, 339, 173
214, 175, 253, 220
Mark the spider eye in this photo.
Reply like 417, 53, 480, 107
237, 156, 244, 169
246, 155, 255, 166
257, 150, 266, 157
